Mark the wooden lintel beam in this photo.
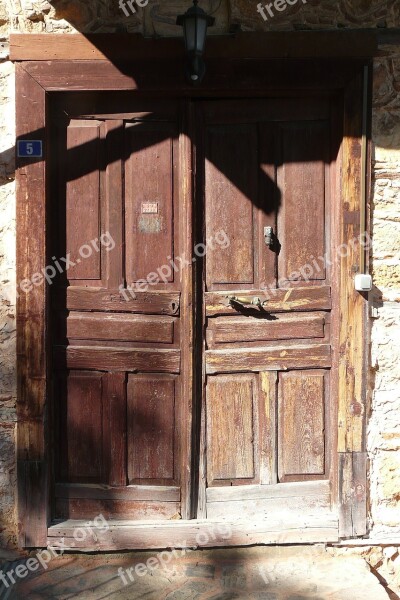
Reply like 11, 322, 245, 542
10, 31, 378, 62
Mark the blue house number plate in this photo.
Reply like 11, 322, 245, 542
17, 140, 43, 158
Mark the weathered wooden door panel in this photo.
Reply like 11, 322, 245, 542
206, 480, 332, 520
201, 98, 338, 523
66, 121, 103, 282
278, 370, 329, 482
206, 286, 332, 315
51, 94, 343, 529
127, 374, 179, 485
206, 374, 259, 485
207, 312, 327, 346
124, 123, 179, 286
277, 121, 329, 283
205, 125, 258, 289
52, 102, 186, 521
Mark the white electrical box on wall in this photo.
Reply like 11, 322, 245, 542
355, 274, 373, 292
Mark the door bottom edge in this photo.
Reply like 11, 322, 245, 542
47, 514, 339, 551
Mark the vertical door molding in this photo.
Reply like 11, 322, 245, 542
16, 64, 49, 547
338, 66, 371, 537
179, 100, 196, 520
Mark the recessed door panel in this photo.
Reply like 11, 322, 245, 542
125, 124, 177, 285
127, 374, 178, 485
278, 370, 327, 481
205, 125, 256, 289
206, 374, 258, 485
277, 122, 328, 283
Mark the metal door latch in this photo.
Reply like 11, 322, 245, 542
227, 295, 265, 309
264, 226, 274, 248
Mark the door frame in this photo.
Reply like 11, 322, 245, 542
14, 33, 371, 549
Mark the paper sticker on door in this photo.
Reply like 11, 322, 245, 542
142, 202, 159, 214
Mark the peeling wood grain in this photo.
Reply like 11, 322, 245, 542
56, 346, 181, 373
207, 480, 330, 503
10, 32, 377, 62
55, 499, 181, 521
339, 452, 367, 538
67, 312, 175, 344
337, 69, 369, 539
209, 313, 325, 346
206, 344, 331, 374
47, 515, 339, 550
63, 288, 181, 316
207, 375, 257, 484
279, 371, 326, 480
338, 73, 368, 455
55, 484, 180, 502
206, 286, 331, 316
18, 59, 371, 94
259, 372, 277, 485
16, 64, 48, 548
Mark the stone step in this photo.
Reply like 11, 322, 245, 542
8, 547, 390, 599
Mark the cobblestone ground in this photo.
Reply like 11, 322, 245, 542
1, 547, 390, 600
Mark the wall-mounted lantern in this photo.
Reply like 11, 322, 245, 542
176, 0, 215, 85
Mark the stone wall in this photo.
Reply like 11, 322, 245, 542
5, 0, 400, 34
370, 43, 400, 540
0, 0, 400, 564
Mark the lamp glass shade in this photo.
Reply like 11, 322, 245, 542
183, 14, 208, 53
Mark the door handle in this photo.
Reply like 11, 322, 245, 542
226, 295, 265, 309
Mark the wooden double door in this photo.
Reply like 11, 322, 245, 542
51, 93, 340, 534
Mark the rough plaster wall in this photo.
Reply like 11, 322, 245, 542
0, 0, 399, 571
